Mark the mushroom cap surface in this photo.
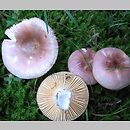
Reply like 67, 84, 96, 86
2, 17, 58, 79
93, 47, 130, 90
37, 71, 89, 121
68, 48, 97, 85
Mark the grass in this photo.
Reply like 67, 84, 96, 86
0, 10, 130, 121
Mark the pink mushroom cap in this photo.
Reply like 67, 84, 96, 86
93, 47, 130, 90
2, 17, 58, 79
68, 48, 97, 85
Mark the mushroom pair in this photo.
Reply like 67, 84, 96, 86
37, 45, 130, 121
68, 47, 130, 90
2, 18, 90, 121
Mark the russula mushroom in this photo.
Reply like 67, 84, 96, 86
93, 47, 130, 90
37, 71, 89, 121
68, 48, 97, 85
2, 17, 58, 79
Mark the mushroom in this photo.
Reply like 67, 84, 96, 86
2, 17, 58, 79
93, 47, 130, 90
68, 48, 97, 85
37, 71, 89, 121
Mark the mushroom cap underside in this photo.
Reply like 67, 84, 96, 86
37, 71, 89, 121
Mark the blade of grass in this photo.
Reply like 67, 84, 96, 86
85, 109, 89, 121
92, 101, 130, 120
0, 73, 10, 78
44, 11, 49, 33
92, 107, 128, 118
33, 78, 38, 92
67, 39, 92, 69
65, 10, 79, 28
100, 107, 130, 120
110, 22, 128, 28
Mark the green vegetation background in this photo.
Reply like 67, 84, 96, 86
0, 10, 130, 121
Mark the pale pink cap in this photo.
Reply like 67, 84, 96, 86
2, 17, 58, 79
93, 47, 130, 90
68, 48, 97, 85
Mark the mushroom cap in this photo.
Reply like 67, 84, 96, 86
93, 47, 130, 90
2, 17, 58, 79
37, 71, 89, 121
68, 48, 97, 85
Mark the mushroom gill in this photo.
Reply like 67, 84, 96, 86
37, 71, 89, 121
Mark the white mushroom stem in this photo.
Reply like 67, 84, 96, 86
55, 88, 71, 111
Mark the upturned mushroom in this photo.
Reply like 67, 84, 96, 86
37, 71, 89, 121
68, 48, 97, 85
2, 17, 58, 79
93, 47, 130, 90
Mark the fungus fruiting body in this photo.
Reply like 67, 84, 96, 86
68, 48, 97, 85
37, 71, 89, 121
2, 17, 58, 79
93, 47, 130, 90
